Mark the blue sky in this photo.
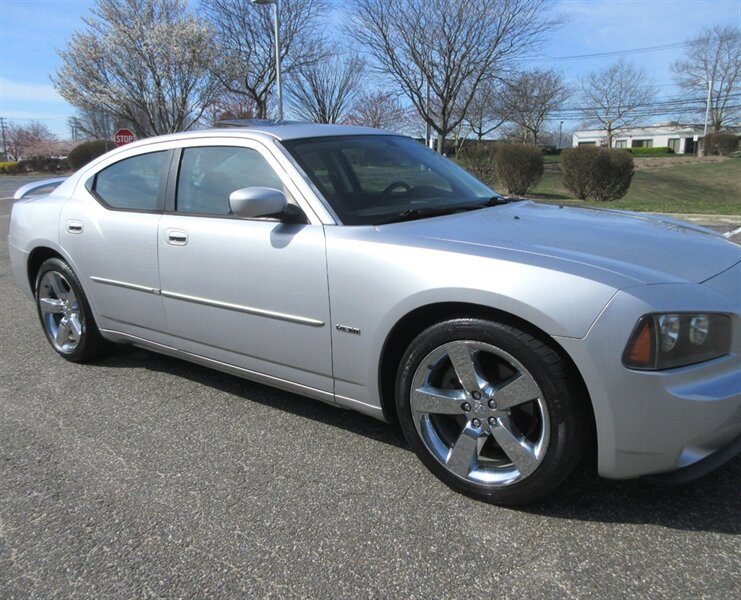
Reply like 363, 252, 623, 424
1, 0, 739, 138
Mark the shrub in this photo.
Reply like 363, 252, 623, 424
590, 149, 634, 201
560, 146, 598, 199
704, 132, 739, 156
626, 146, 673, 155
561, 146, 634, 201
493, 143, 543, 195
458, 143, 497, 185
0, 161, 18, 174
67, 139, 112, 170
16, 156, 69, 173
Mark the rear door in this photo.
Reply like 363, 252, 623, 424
60, 149, 169, 338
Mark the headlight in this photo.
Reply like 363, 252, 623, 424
623, 313, 732, 370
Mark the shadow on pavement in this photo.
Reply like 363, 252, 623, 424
93, 344, 740, 534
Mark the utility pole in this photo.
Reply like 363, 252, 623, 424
68, 116, 79, 141
426, 78, 432, 150
558, 121, 564, 149
0, 117, 8, 161
103, 113, 110, 152
700, 78, 713, 156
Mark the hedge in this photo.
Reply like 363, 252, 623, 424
0, 161, 19, 174
626, 147, 673, 155
68, 139, 112, 170
704, 133, 739, 156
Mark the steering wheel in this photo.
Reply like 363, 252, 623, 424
381, 181, 412, 198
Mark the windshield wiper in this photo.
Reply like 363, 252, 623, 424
372, 205, 478, 225
372, 196, 513, 225
484, 195, 514, 206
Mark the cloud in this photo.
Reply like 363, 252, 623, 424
0, 78, 66, 104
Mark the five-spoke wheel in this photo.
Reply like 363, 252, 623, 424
38, 270, 83, 353
35, 258, 107, 362
397, 318, 588, 505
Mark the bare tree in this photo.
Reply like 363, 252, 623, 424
347, 90, 410, 131
464, 80, 507, 143
70, 108, 122, 140
205, 0, 330, 120
54, 0, 221, 137
672, 26, 741, 132
579, 60, 656, 148
351, 0, 558, 153
500, 69, 569, 145
202, 92, 258, 126
286, 53, 365, 123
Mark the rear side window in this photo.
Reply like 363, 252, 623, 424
92, 151, 168, 210
176, 146, 284, 215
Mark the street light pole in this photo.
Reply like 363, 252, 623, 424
251, 0, 283, 121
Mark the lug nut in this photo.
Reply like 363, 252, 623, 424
488, 417, 497, 426
472, 418, 481, 428
461, 402, 471, 412
488, 399, 497, 409
472, 391, 482, 400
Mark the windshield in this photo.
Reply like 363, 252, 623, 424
281, 135, 497, 225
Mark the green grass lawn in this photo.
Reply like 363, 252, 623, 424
519, 157, 741, 215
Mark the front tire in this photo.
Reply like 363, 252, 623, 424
35, 258, 108, 362
396, 318, 588, 505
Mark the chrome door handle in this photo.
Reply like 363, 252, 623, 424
166, 229, 188, 246
66, 220, 83, 234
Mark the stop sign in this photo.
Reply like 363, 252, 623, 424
114, 128, 135, 146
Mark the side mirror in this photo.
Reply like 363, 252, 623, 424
229, 187, 287, 219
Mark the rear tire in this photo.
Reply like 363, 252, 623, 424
396, 318, 588, 505
35, 258, 108, 362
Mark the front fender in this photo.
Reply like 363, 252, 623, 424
325, 230, 619, 408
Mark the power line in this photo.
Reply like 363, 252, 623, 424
524, 42, 689, 63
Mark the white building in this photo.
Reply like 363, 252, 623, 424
572, 124, 710, 154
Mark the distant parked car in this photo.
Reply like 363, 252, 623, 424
9, 123, 741, 504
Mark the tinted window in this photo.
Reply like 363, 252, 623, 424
282, 136, 495, 225
94, 151, 167, 210
176, 146, 284, 215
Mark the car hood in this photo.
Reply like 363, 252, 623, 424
386, 201, 740, 285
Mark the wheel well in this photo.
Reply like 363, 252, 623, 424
27, 247, 64, 293
378, 302, 595, 436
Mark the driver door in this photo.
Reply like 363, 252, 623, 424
157, 142, 333, 395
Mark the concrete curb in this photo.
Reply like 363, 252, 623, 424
650, 213, 741, 228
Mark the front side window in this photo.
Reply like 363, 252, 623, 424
93, 151, 168, 210
176, 146, 284, 215
282, 135, 496, 225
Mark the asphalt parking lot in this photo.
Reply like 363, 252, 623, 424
1, 177, 739, 599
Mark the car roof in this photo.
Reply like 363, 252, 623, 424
214, 121, 396, 141
130, 122, 397, 146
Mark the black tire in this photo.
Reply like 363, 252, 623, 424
35, 258, 109, 362
396, 318, 589, 505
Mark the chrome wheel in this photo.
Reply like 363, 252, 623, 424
38, 270, 83, 353
410, 340, 550, 487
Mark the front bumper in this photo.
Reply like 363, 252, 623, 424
556, 262, 741, 480
643, 433, 741, 485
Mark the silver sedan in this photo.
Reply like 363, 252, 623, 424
9, 124, 741, 504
